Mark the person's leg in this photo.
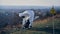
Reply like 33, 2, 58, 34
22, 18, 26, 29
29, 21, 33, 28
24, 19, 30, 28
28, 17, 34, 28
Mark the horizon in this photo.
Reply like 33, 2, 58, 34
0, 6, 60, 9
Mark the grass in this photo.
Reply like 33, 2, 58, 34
1, 15, 60, 34
11, 17, 60, 34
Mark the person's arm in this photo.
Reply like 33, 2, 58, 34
19, 13, 24, 17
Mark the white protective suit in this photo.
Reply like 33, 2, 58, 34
19, 10, 34, 28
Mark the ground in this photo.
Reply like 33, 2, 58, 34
0, 14, 60, 34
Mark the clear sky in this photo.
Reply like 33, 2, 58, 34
0, 0, 60, 6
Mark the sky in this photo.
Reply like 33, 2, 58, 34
0, 0, 60, 6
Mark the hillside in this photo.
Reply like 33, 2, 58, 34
0, 14, 60, 34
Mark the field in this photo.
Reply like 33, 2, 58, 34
6, 14, 59, 34
0, 14, 60, 34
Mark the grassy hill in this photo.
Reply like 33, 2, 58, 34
0, 14, 60, 34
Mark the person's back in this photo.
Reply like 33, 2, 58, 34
23, 10, 34, 22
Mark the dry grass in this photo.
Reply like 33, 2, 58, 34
0, 14, 60, 34
10, 16, 54, 34
10, 14, 60, 34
